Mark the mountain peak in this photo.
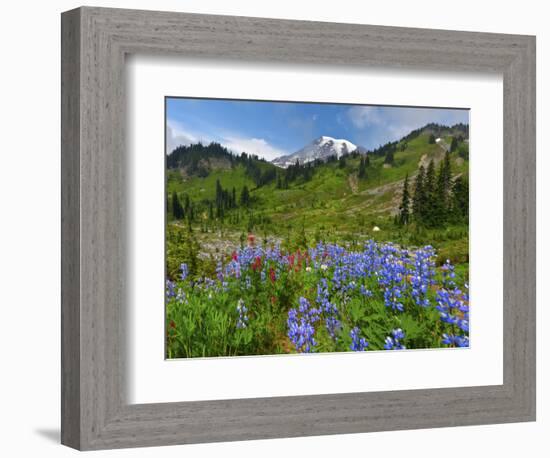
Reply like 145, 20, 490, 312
272, 136, 359, 168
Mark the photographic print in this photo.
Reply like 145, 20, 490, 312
165, 98, 470, 358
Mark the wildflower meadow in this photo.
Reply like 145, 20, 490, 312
164, 98, 470, 359
166, 240, 469, 358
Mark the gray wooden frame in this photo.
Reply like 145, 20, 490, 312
61, 6, 536, 451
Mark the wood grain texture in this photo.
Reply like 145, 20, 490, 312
61, 7, 81, 450
61, 6, 536, 450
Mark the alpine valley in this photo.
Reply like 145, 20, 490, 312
166, 122, 469, 278
165, 115, 472, 358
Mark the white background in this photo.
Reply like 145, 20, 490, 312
0, 0, 546, 457
129, 57, 503, 403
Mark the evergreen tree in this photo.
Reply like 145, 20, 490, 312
398, 173, 411, 225
215, 179, 222, 206
184, 224, 200, 277
339, 155, 347, 169
208, 201, 214, 220
365, 155, 370, 167
435, 151, 453, 222
232, 187, 237, 208
184, 194, 190, 216
187, 200, 194, 223
450, 176, 469, 223
424, 159, 437, 226
171, 192, 184, 220
358, 157, 366, 178
283, 173, 289, 189
429, 133, 436, 144
276, 173, 282, 189
441, 151, 452, 193
412, 165, 426, 222
450, 136, 458, 152
240, 185, 250, 207
384, 149, 394, 165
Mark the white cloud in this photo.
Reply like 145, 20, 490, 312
222, 136, 288, 161
165, 120, 288, 160
347, 106, 384, 128
166, 122, 201, 153
347, 106, 469, 149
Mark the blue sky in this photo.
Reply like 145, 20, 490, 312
166, 97, 469, 160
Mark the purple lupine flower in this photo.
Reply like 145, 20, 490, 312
287, 297, 320, 353
316, 278, 341, 339
350, 327, 368, 351
180, 263, 189, 281
410, 245, 436, 307
236, 299, 249, 329
166, 279, 176, 298
384, 328, 406, 350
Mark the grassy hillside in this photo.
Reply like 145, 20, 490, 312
167, 130, 469, 268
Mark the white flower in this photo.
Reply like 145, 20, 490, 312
320, 264, 328, 271
305, 266, 312, 272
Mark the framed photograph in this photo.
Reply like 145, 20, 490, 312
61, 6, 536, 450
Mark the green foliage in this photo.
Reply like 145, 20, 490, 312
384, 149, 394, 165
166, 224, 202, 279
358, 157, 367, 178
410, 153, 467, 229
450, 136, 458, 152
164, 125, 471, 357
239, 185, 251, 207
171, 191, 184, 220
166, 245, 469, 358
398, 173, 411, 225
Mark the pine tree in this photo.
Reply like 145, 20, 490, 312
339, 155, 346, 168
240, 185, 250, 207
184, 194, 190, 216
215, 179, 222, 207
187, 200, 194, 223
450, 136, 458, 152
398, 173, 411, 225
276, 173, 282, 189
171, 192, 184, 220
184, 224, 199, 277
424, 159, 437, 226
441, 151, 452, 193
208, 201, 214, 220
358, 157, 366, 178
384, 149, 394, 165
429, 134, 436, 144
412, 165, 426, 223
450, 176, 469, 223
436, 151, 453, 220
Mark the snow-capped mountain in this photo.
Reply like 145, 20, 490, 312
272, 136, 362, 168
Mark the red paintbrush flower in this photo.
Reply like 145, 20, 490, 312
288, 254, 295, 268
252, 256, 262, 271
269, 267, 276, 283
